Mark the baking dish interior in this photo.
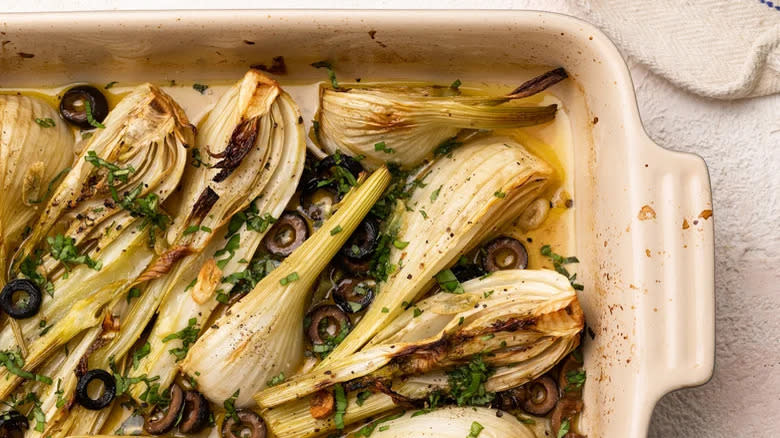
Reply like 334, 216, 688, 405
0, 10, 715, 437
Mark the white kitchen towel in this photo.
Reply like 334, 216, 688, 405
571, 0, 780, 99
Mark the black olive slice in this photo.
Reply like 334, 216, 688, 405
300, 186, 339, 222
522, 376, 559, 415
339, 254, 372, 275
481, 237, 528, 272
221, 410, 267, 438
75, 369, 116, 410
0, 279, 42, 319
306, 305, 351, 346
333, 278, 376, 314
263, 212, 309, 257
178, 390, 211, 434
0, 410, 28, 438
450, 263, 485, 282
339, 217, 379, 260
316, 154, 363, 182
143, 383, 185, 434
59, 85, 109, 129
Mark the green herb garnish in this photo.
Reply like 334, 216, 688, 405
540, 245, 584, 290
34, 117, 56, 128
48, 234, 102, 272
193, 83, 209, 94
84, 99, 105, 129
280, 272, 299, 286
266, 372, 285, 387
446, 355, 494, 406
161, 318, 199, 361
435, 269, 465, 294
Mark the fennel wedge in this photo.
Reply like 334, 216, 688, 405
258, 270, 582, 437
0, 84, 193, 399
256, 269, 583, 401
0, 95, 75, 284
315, 68, 567, 169
126, 70, 307, 403
317, 136, 553, 367
181, 166, 391, 407
353, 407, 535, 438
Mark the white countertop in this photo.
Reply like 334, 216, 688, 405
5, 0, 780, 436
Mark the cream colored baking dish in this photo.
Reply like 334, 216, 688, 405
0, 10, 715, 437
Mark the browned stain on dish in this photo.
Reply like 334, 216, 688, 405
645, 249, 651, 257
17, 52, 34, 58
637, 205, 656, 221
698, 209, 713, 220
682, 218, 690, 229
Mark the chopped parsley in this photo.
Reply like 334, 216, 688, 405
190, 148, 210, 168
118, 185, 170, 247
374, 141, 395, 154
221, 253, 279, 301
450, 79, 462, 90
214, 234, 240, 270
19, 251, 54, 297
131, 342, 151, 369
369, 221, 400, 282
317, 150, 359, 197
183, 225, 212, 235
392, 239, 409, 250
430, 185, 442, 202
356, 390, 372, 406
381, 307, 389, 313
104, 81, 118, 89
0, 349, 52, 384
161, 318, 200, 361
266, 372, 285, 387
311, 61, 341, 90
557, 418, 570, 438
435, 269, 465, 294
540, 245, 584, 290
84, 99, 105, 129
47, 233, 102, 272
446, 355, 494, 406
223, 390, 240, 422
434, 137, 463, 157
20, 392, 46, 432
55, 378, 66, 408
126, 286, 141, 303
413, 307, 423, 318
333, 383, 347, 429
34, 117, 56, 128
309, 318, 350, 358
467, 421, 484, 438
226, 201, 276, 236
279, 272, 299, 286
493, 191, 506, 198
192, 83, 209, 94
564, 369, 586, 392
330, 225, 343, 235
84, 150, 135, 200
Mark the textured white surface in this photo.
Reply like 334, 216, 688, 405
572, 0, 780, 98
4, 0, 779, 436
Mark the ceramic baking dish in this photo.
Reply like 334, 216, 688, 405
0, 10, 715, 437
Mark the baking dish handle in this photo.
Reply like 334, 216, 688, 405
635, 137, 715, 404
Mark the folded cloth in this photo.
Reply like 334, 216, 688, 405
570, 0, 780, 99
